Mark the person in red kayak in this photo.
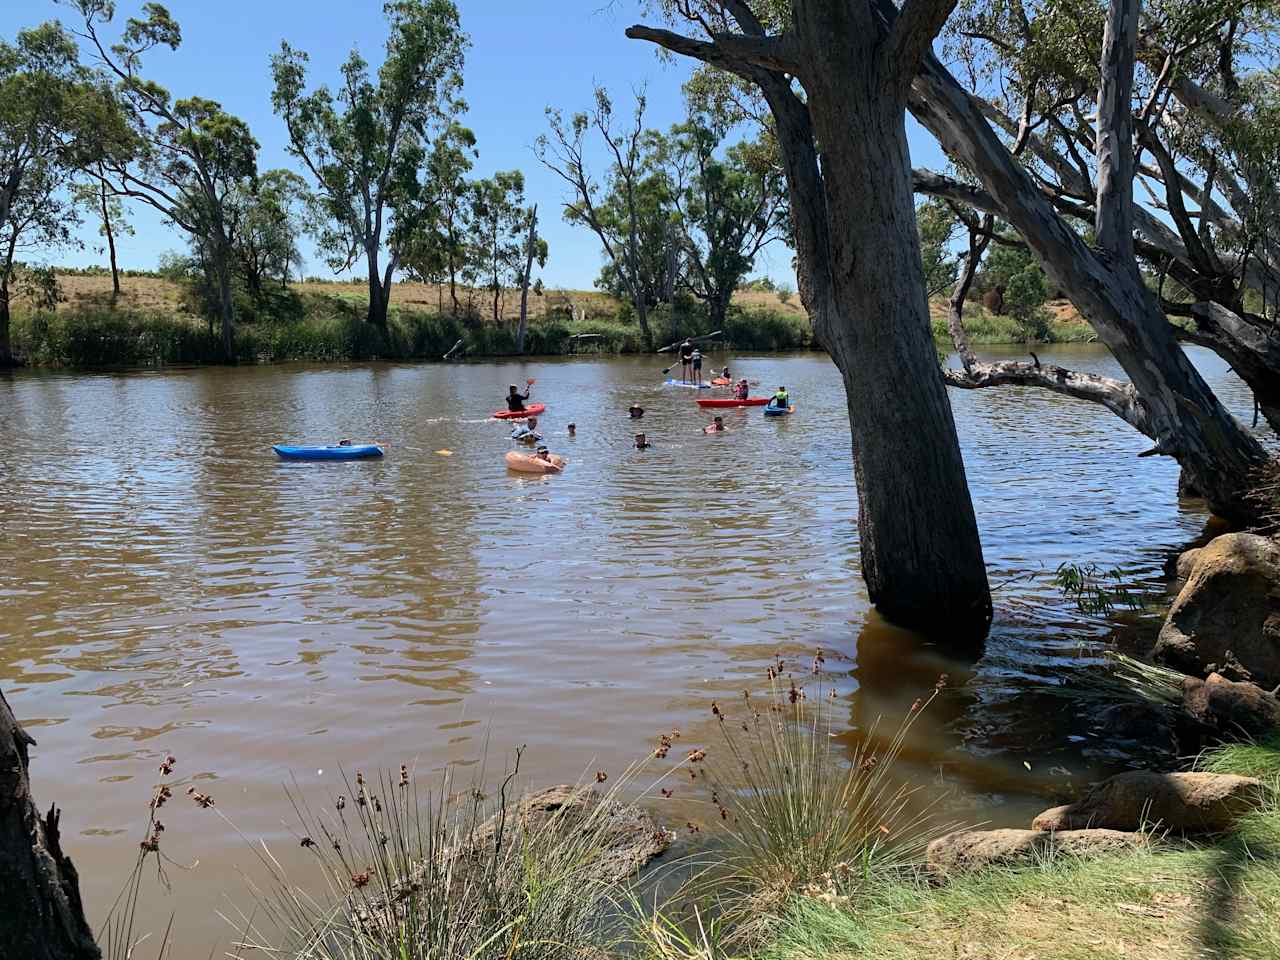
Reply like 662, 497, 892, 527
506, 380, 533, 413
734, 378, 749, 401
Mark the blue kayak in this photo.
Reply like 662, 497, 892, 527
763, 404, 795, 417
664, 379, 712, 389
273, 444, 384, 461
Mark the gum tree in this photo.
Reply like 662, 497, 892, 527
0, 21, 100, 365
657, 119, 790, 326
66, 1, 258, 360
537, 87, 663, 349
271, 0, 467, 329
628, 1, 995, 641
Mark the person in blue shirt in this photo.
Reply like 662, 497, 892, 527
511, 416, 542, 443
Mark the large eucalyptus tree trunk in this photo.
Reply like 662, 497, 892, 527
0, 688, 100, 960
794, 3, 992, 639
629, 0, 994, 643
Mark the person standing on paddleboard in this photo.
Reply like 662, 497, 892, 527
679, 339, 694, 382
691, 347, 703, 385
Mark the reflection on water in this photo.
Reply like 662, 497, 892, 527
0, 345, 1260, 950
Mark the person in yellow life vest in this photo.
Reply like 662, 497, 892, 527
770, 386, 790, 409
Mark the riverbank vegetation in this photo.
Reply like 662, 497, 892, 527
6, 270, 1094, 367
66, 652, 1280, 960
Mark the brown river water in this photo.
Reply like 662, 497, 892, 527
0, 345, 1260, 951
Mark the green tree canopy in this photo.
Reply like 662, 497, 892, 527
271, 0, 468, 328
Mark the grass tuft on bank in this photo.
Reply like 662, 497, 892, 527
760, 734, 1280, 960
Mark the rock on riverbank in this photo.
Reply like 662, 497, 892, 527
1155, 533, 1280, 689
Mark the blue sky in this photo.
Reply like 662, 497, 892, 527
15, 1, 950, 290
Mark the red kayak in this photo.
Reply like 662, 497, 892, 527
492, 403, 546, 420
696, 397, 770, 408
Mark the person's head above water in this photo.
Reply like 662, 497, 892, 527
535, 445, 550, 459
527, 416, 538, 427
634, 432, 648, 446
628, 404, 644, 418
567, 423, 576, 434
714, 416, 723, 425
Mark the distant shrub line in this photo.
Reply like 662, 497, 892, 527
11, 291, 1091, 369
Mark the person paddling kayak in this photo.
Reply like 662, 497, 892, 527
769, 386, 790, 409
506, 380, 534, 413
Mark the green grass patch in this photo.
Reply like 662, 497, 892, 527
759, 736, 1280, 960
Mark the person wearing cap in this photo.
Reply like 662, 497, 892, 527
634, 433, 652, 450
506, 383, 531, 412
703, 415, 725, 434
769, 385, 790, 409
628, 403, 644, 419
691, 346, 703, 384
511, 415, 542, 443
679, 339, 694, 381
533, 445, 564, 471
734, 378, 750, 401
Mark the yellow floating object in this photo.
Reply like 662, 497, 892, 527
505, 451, 565, 474
436, 449, 453, 456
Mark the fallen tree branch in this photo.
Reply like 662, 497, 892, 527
942, 359, 1152, 436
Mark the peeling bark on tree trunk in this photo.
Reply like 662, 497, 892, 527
516, 205, 538, 355
907, 46, 1269, 524
0, 688, 100, 960
795, 7, 991, 641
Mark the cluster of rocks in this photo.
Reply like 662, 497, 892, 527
931, 532, 1279, 877
928, 770, 1268, 874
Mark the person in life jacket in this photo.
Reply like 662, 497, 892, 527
734, 378, 750, 401
770, 386, 790, 409
506, 383, 531, 412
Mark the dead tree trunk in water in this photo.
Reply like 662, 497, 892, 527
0, 687, 100, 960
628, 0, 994, 644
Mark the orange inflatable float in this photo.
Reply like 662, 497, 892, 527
505, 451, 565, 473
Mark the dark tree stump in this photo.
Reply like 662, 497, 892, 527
0, 687, 100, 960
